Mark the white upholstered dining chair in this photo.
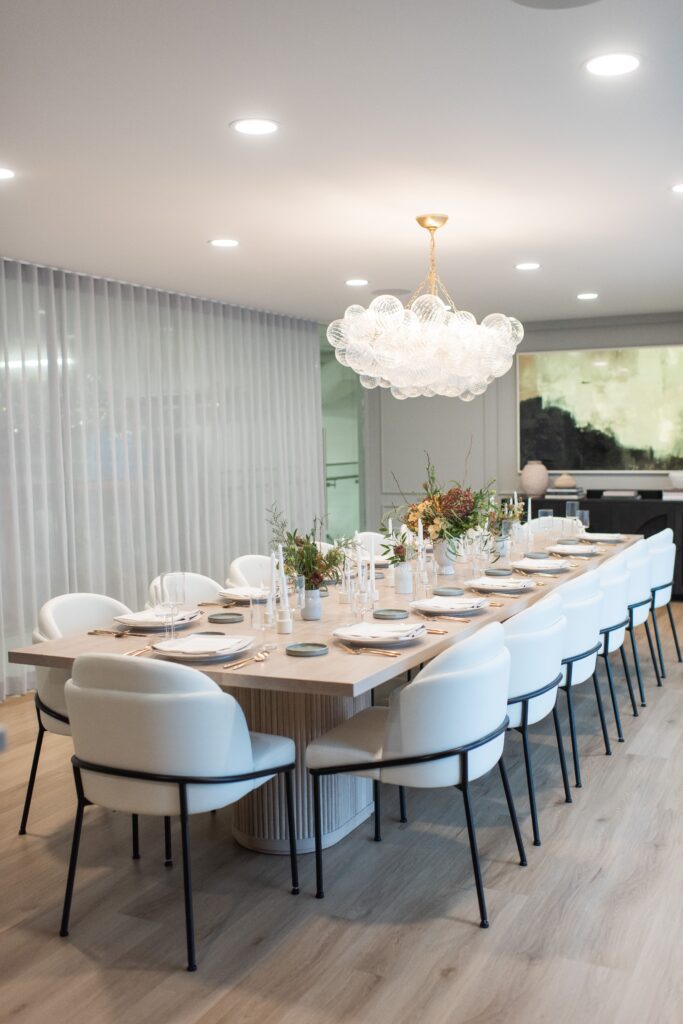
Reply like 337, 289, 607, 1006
306, 623, 526, 929
148, 571, 222, 607
356, 531, 385, 556
228, 554, 271, 588
624, 540, 662, 698
595, 555, 640, 732
60, 654, 299, 972
19, 592, 131, 835
645, 536, 680, 678
554, 573, 609, 788
503, 594, 568, 846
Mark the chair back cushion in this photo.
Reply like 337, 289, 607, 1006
596, 560, 629, 651
554, 573, 602, 684
66, 654, 254, 815
503, 595, 565, 727
649, 544, 675, 607
36, 592, 132, 641
625, 540, 652, 625
148, 572, 222, 607
228, 554, 271, 588
381, 622, 510, 788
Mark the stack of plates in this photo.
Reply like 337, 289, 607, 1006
411, 596, 488, 616
511, 557, 570, 574
151, 634, 253, 662
218, 586, 269, 604
465, 577, 536, 593
547, 543, 600, 557
114, 609, 201, 631
332, 622, 426, 647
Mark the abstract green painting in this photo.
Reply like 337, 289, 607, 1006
518, 344, 683, 471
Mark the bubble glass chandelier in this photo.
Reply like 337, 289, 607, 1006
326, 214, 524, 401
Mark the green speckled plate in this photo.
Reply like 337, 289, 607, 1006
286, 642, 329, 658
207, 612, 245, 624
485, 568, 513, 577
433, 586, 465, 597
373, 608, 409, 620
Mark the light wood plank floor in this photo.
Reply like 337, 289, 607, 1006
2, 607, 683, 1024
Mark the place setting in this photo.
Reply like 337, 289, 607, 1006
332, 620, 427, 657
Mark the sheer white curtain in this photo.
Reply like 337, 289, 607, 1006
0, 259, 324, 698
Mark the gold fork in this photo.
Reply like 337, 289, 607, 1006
224, 651, 269, 670
339, 643, 401, 658
125, 644, 154, 657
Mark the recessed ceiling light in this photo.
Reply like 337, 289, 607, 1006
0, 167, 15, 180
577, 292, 598, 300
671, 183, 683, 193
515, 262, 541, 271
585, 53, 640, 76
231, 118, 279, 135
209, 238, 239, 248
345, 278, 368, 287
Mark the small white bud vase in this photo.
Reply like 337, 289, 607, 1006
394, 562, 413, 595
520, 460, 549, 498
433, 538, 456, 576
301, 589, 322, 621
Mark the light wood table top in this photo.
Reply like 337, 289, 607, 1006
8, 536, 640, 698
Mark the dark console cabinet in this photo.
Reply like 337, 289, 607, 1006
530, 497, 683, 598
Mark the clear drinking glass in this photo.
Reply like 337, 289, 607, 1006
576, 509, 590, 532
160, 572, 186, 639
565, 500, 580, 519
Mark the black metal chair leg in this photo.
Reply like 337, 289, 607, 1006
131, 814, 140, 860
564, 684, 582, 788
460, 783, 489, 928
592, 671, 613, 754
497, 758, 527, 866
619, 644, 639, 717
178, 785, 197, 972
651, 607, 666, 679
552, 705, 572, 804
19, 723, 45, 835
60, 799, 85, 937
164, 816, 173, 866
644, 620, 662, 687
602, 657, 623, 742
398, 786, 407, 823
628, 627, 647, 707
373, 779, 382, 841
520, 720, 541, 846
313, 774, 324, 899
284, 770, 299, 895
666, 603, 682, 662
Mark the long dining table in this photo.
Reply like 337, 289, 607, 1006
8, 535, 640, 855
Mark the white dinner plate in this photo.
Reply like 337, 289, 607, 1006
333, 622, 426, 647
465, 577, 536, 593
411, 596, 488, 615
152, 634, 253, 662
511, 558, 571, 574
114, 608, 201, 630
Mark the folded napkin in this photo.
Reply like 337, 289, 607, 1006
548, 544, 599, 556
219, 586, 269, 601
512, 558, 569, 571
115, 608, 200, 627
411, 596, 487, 612
333, 622, 426, 641
152, 635, 252, 656
466, 577, 535, 590
583, 533, 623, 542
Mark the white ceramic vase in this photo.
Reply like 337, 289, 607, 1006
520, 460, 549, 498
301, 589, 322, 621
433, 538, 457, 576
394, 562, 414, 594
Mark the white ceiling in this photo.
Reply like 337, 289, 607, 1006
1, 0, 682, 325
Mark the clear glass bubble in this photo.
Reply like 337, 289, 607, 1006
327, 319, 348, 348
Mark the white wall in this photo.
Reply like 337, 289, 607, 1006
362, 313, 683, 528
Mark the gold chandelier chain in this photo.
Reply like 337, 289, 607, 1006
407, 224, 457, 311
